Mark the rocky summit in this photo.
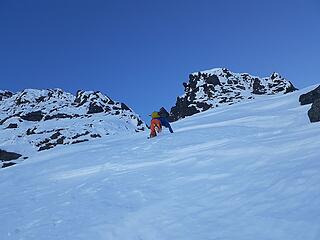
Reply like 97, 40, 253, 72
169, 68, 297, 121
0, 89, 145, 167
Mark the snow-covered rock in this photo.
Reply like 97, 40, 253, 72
169, 68, 297, 121
0, 90, 13, 101
0, 89, 146, 166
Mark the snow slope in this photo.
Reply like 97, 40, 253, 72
1, 86, 320, 240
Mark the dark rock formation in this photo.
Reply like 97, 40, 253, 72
57, 136, 66, 145
90, 133, 101, 138
170, 97, 198, 122
7, 123, 18, 129
169, 68, 297, 121
285, 81, 298, 93
21, 111, 44, 121
71, 139, 89, 144
44, 113, 75, 121
2, 162, 16, 168
299, 86, 320, 105
299, 86, 320, 123
308, 99, 320, 123
87, 103, 104, 114
38, 144, 55, 151
0, 149, 22, 162
71, 131, 90, 139
252, 79, 266, 95
50, 131, 61, 140
0, 91, 13, 101
159, 107, 170, 119
26, 127, 37, 135
206, 75, 221, 85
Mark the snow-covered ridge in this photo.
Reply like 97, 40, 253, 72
0, 88, 146, 166
169, 68, 297, 121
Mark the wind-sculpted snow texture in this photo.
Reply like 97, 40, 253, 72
0, 89, 145, 166
169, 68, 297, 121
1, 86, 319, 240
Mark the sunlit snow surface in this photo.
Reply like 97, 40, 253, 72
1, 86, 320, 240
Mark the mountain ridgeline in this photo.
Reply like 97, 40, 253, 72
0, 89, 146, 167
168, 68, 297, 121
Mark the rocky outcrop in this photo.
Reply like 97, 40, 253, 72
0, 90, 13, 101
308, 99, 320, 123
21, 111, 44, 121
7, 123, 18, 129
299, 86, 320, 105
0, 89, 146, 165
0, 149, 22, 161
0, 149, 22, 168
300, 86, 320, 123
169, 68, 297, 121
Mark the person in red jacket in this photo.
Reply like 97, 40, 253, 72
149, 111, 162, 138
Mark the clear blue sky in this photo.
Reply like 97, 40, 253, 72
1, 0, 319, 119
